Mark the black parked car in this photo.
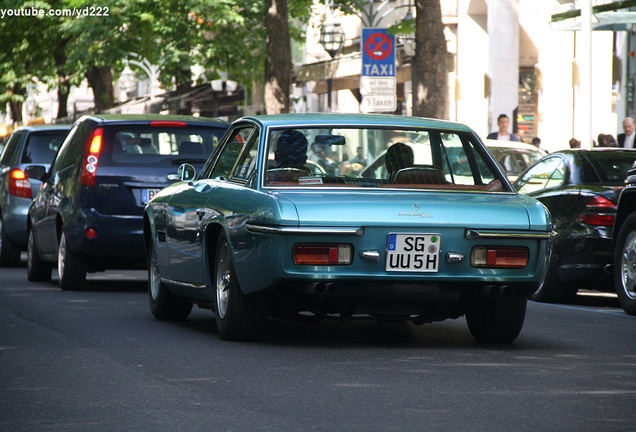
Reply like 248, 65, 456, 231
514, 149, 636, 303
27, 114, 228, 290
0, 124, 71, 266
612, 168, 636, 315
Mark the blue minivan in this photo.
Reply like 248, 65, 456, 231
27, 114, 228, 290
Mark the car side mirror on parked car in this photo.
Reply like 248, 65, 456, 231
177, 163, 196, 183
24, 165, 47, 181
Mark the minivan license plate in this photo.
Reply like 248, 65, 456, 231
386, 233, 441, 272
141, 188, 161, 204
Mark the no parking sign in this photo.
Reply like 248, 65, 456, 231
361, 28, 396, 112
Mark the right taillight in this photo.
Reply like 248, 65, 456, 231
8, 169, 32, 198
80, 127, 103, 187
577, 195, 617, 227
471, 247, 529, 269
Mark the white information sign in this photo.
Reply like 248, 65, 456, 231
360, 77, 396, 95
360, 94, 397, 113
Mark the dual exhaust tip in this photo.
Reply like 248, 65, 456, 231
482, 285, 515, 299
308, 282, 339, 295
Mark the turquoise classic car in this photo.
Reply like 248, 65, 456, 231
144, 114, 553, 343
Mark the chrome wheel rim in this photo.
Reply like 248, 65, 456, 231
58, 233, 66, 279
150, 246, 161, 300
621, 230, 636, 300
216, 242, 231, 319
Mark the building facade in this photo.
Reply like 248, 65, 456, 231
294, 0, 636, 152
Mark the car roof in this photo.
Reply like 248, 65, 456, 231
237, 113, 474, 131
483, 139, 547, 153
75, 114, 229, 127
12, 124, 72, 133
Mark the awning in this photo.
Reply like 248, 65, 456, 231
551, 1, 636, 31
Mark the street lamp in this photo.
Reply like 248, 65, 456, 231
118, 53, 161, 99
319, 15, 345, 112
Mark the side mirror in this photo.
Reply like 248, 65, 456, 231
177, 163, 196, 183
24, 165, 47, 181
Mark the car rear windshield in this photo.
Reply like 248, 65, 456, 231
262, 127, 509, 192
98, 125, 225, 167
21, 131, 68, 164
582, 151, 636, 184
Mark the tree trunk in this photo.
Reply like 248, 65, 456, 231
414, 0, 449, 119
57, 79, 70, 119
8, 84, 24, 123
264, 0, 291, 114
85, 66, 114, 113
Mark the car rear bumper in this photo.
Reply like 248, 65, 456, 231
553, 236, 614, 287
65, 209, 146, 263
2, 194, 30, 246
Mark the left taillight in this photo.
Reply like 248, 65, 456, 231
293, 244, 353, 265
8, 169, 32, 198
80, 127, 103, 187
577, 195, 617, 227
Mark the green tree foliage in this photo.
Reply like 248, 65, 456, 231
0, 0, 312, 119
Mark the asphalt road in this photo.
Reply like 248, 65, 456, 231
1, 264, 635, 432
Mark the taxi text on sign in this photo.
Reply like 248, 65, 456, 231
361, 28, 396, 113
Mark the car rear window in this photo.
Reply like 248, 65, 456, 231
262, 127, 508, 191
21, 131, 68, 164
583, 152, 636, 184
98, 125, 225, 167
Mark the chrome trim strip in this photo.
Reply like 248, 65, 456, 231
246, 224, 364, 236
162, 278, 207, 289
464, 229, 556, 240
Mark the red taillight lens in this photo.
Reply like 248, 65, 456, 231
471, 247, 529, 268
293, 244, 353, 265
8, 169, 32, 198
577, 195, 617, 227
81, 128, 103, 187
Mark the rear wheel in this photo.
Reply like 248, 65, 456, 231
214, 232, 268, 341
466, 296, 527, 343
614, 213, 636, 315
58, 231, 86, 291
0, 218, 21, 267
148, 241, 192, 320
27, 229, 52, 282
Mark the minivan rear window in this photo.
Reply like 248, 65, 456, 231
21, 131, 68, 164
99, 125, 225, 166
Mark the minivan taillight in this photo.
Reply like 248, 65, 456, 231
577, 195, 617, 227
8, 169, 31, 198
81, 127, 103, 187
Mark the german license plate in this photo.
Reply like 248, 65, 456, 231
386, 233, 441, 272
141, 188, 161, 204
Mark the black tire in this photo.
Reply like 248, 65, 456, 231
530, 264, 577, 304
614, 212, 636, 315
214, 232, 268, 341
27, 229, 52, 282
466, 296, 527, 343
57, 231, 86, 291
148, 241, 192, 320
0, 218, 22, 267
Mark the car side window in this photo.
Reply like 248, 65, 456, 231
0, 131, 26, 166
209, 126, 257, 180
515, 157, 564, 194
232, 132, 259, 181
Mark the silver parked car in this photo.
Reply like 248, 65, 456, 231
0, 124, 71, 266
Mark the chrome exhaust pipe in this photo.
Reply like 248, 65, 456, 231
501, 286, 515, 298
604, 264, 614, 275
308, 282, 327, 295
326, 283, 339, 295
482, 285, 502, 298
